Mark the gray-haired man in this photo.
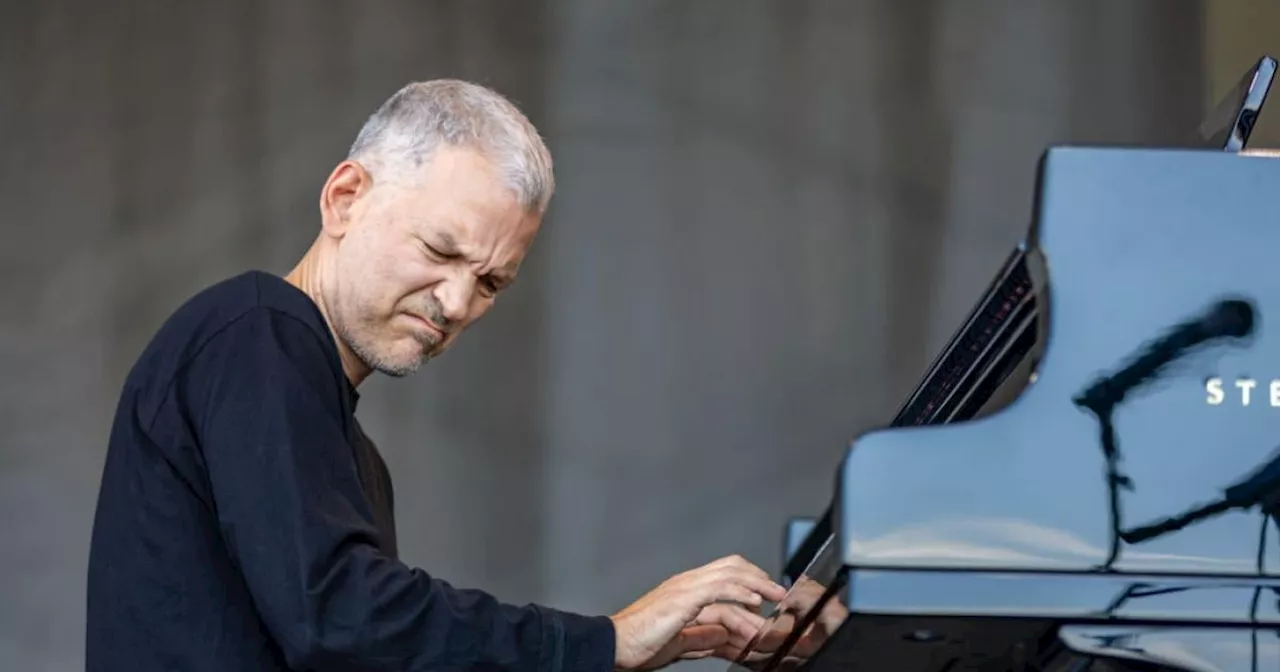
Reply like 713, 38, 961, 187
86, 80, 783, 672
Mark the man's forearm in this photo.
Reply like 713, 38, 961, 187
259, 545, 615, 671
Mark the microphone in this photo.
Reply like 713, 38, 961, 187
1120, 445, 1280, 544
1073, 297, 1258, 563
1075, 298, 1256, 414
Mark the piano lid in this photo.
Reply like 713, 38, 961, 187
1196, 55, 1277, 152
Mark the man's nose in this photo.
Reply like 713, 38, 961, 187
432, 277, 472, 324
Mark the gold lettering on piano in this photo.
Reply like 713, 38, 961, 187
1204, 377, 1280, 406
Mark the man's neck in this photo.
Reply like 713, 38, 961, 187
284, 245, 372, 387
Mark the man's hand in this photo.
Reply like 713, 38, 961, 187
609, 555, 787, 671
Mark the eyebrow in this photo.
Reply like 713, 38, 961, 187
435, 231, 459, 251
491, 264, 518, 285
431, 229, 518, 284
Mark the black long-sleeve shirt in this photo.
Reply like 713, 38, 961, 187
86, 270, 615, 671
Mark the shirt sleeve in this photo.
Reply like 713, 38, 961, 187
183, 307, 615, 672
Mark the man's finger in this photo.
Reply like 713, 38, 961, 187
734, 647, 778, 664
677, 624, 730, 654
696, 603, 766, 643
725, 555, 773, 580
710, 570, 787, 603
749, 576, 789, 602
693, 580, 766, 609
750, 615, 800, 654
705, 555, 775, 583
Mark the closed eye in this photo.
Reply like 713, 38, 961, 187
422, 241, 460, 260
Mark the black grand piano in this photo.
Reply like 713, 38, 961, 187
734, 56, 1280, 671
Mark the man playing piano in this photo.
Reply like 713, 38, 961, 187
85, 79, 784, 672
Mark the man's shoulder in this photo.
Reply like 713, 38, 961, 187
172, 270, 327, 338
126, 271, 338, 413
150, 270, 330, 357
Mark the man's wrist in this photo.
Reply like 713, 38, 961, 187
551, 608, 618, 672
608, 615, 629, 671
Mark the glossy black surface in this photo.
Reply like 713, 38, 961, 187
781, 249, 1040, 586
840, 148, 1280, 578
782, 55, 1280, 592
739, 147, 1280, 671
778, 55, 1280, 591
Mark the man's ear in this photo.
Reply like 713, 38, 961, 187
319, 160, 373, 238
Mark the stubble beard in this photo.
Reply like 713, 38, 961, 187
338, 314, 440, 379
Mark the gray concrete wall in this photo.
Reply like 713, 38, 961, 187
0, 1, 1212, 669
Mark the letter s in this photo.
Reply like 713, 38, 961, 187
1206, 377, 1225, 405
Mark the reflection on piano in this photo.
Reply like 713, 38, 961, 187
737, 56, 1280, 671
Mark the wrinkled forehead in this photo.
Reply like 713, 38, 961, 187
406, 193, 540, 248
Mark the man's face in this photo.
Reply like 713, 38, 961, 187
322, 146, 542, 378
